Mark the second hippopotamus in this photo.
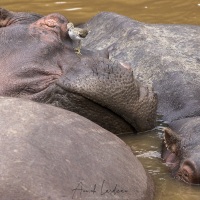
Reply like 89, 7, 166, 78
81, 12, 200, 184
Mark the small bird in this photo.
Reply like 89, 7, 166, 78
67, 22, 88, 55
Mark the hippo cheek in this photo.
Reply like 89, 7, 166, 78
175, 160, 200, 185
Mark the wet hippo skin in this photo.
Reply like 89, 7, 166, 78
0, 97, 154, 200
81, 12, 200, 184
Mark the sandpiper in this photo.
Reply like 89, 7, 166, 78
67, 22, 88, 55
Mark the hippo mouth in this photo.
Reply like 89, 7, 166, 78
50, 56, 157, 135
162, 139, 180, 170
161, 138, 192, 184
51, 82, 136, 135
162, 128, 184, 181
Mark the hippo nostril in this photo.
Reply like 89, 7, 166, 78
175, 173, 182, 181
183, 171, 189, 177
177, 160, 198, 184
175, 170, 190, 183
182, 170, 190, 182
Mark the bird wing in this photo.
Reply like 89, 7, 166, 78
78, 29, 88, 38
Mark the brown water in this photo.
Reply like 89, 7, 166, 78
1, 0, 200, 25
1, 0, 200, 199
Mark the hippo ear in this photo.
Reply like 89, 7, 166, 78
0, 8, 42, 27
0, 8, 10, 17
163, 127, 181, 155
0, 8, 13, 27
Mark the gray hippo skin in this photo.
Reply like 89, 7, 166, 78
82, 12, 200, 123
0, 97, 154, 200
81, 12, 200, 184
0, 8, 157, 134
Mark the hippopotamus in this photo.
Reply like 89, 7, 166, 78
162, 118, 200, 185
0, 8, 157, 135
82, 12, 200, 123
81, 12, 200, 184
0, 96, 154, 200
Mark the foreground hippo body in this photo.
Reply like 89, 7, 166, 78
0, 97, 154, 200
81, 12, 200, 184
0, 8, 157, 134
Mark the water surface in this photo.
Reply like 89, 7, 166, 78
1, 0, 200, 24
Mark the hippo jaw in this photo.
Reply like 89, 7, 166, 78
162, 128, 200, 185
55, 56, 157, 134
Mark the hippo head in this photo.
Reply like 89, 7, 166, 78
162, 118, 200, 184
0, 8, 157, 134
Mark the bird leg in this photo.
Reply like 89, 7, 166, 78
74, 40, 82, 55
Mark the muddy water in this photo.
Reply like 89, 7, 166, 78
120, 128, 200, 200
1, 0, 200, 199
116, 127, 173, 200
1, 0, 200, 25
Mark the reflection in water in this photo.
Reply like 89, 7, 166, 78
1, 0, 200, 199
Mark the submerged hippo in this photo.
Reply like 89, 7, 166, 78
81, 12, 200, 184
162, 118, 200, 185
0, 97, 154, 200
0, 8, 157, 134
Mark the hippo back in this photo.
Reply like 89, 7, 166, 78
0, 97, 154, 200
